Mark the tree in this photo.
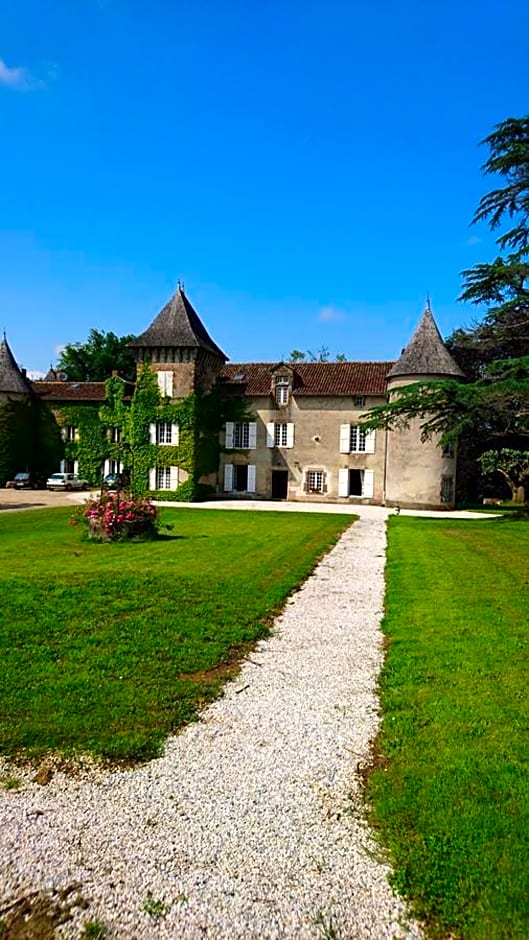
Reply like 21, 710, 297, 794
479, 448, 529, 502
288, 346, 347, 362
362, 115, 529, 449
56, 329, 137, 382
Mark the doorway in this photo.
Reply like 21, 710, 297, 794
348, 469, 363, 496
272, 470, 288, 499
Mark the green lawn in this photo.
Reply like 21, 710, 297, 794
0, 506, 352, 763
368, 516, 529, 940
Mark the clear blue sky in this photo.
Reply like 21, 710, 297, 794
1, 0, 528, 375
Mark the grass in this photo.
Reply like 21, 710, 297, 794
367, 515, 529, 940
0, 506, 352, 763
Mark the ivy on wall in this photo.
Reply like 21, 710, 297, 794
2, 366, 253, 496
0, 397, 62, 487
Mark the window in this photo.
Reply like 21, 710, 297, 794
224, 464, 256, 493
156, 467, 172, 490
225, 421, 257, 450
156, 371, 174, 397
353, 395, 366, 408
109, 427, 121, 444
339, 424, 375, 454
440, 476, 454, 504
64, 425, 77, 442
267, 422, 294, 448
442, 442, 455, 458
156, 422, 173, 445
274, 375, 290, 406
338, 468, 375, 498
150, 422, 179, 446
305, 470, 326, 494
350, 425, 367, 452
275, 422, 288, 447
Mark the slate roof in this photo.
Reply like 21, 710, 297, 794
0, 336, 33, 395
220, 361, 394, 396
388, 307, 464, 378
129, 287, 227, 362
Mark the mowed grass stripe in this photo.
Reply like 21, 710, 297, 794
0, 507, 353, 762
368, 516, 529, 940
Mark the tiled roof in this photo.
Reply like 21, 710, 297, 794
32, 381, 133, 402
130, 287, 227, 361
220, 361, 394, 396
388, 307, 464, 379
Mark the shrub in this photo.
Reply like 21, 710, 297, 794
71, 492, 159, 541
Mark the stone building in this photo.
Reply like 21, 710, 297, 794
15, 287, 463, 508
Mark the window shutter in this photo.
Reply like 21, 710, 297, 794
286, 423, 294, 448
172, 423, 180, 446
247, 465, 256, 493
165, 371, 173, 397
339, 424, 350, 453
224, 463, 233, 492
266, 423, 275, 448
248, 422, 257, 450
225, 422, 234, 449
60, 459, 66, 472
338, 468, 349, 497
169, 466, 179, 490
148, 468, 157, 491
365, 429, 375, 454
103, 459, 110, 476
73, 460, 79, 475
149, 423, 156, 444
362, 469, 374, 498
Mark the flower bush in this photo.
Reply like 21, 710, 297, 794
71, 492, 160, 541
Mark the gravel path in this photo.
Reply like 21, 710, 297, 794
1, 510, 422, 939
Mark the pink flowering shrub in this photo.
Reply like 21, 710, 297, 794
71, 492, 160, 542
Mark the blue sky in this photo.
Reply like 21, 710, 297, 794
1, 0, 528, 375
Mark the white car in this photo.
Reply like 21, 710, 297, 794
46, 472, 89, 491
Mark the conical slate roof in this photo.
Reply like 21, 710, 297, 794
130, 286, 227, 361
0, 335, 33, 395
387, 306, 464, 379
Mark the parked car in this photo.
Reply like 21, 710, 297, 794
9, 472, 44, 489
102, 473, 128, 490
46, 472, 90, 491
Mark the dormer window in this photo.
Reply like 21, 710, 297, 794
274, 374, 290, 406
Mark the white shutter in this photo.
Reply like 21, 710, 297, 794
149, 423, 156, 444
365, 429, 376, 454
157, 371, 173, 397
338, 468, 349, 497
73, 460, 79, 475
339, 424, 350, 453
248, 422, 257, 449
225, 422, 234, 449
148, 468, 157, 491
103, 459, 110, 476
60, 459, 66, 472
362, 469, 374, 498
172, 423, 179, 446
169, 466, 179, 490
247, 465, 256, 493
266, 423, 275, 448
224, 463, 233, 492
286, 423, 294, 448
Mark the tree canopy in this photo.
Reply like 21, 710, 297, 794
362, 115, 529, 454
56, 329, 137, 382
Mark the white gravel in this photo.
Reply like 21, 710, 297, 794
0, 509, 422, 939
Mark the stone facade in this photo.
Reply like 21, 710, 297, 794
2, 289, 463, 509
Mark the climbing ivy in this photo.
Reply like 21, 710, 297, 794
0, 397, 62, 486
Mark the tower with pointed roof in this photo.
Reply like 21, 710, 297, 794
129, 286, 227, 397
384, 304, 464, 508
0, 334, 33, 401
